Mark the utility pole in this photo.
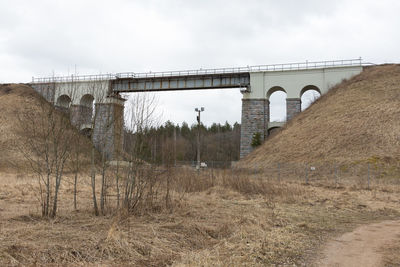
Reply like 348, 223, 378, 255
195, 107, 204, 170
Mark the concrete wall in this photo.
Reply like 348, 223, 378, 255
243, 66, 363, 100
30, 83, 56, 104
53, 80, 111, 105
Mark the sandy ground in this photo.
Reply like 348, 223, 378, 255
316, 220, 400, 267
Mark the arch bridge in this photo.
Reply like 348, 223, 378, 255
30, 59, 367, 159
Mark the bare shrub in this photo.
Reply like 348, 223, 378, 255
16, 99, 76, 217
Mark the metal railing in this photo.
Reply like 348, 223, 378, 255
31, 73, 115, 83
31, 58, 372, 83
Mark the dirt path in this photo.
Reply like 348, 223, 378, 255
315, 220, 400, 267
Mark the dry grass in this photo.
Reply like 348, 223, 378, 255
1, 169, 399, 266
382, 239, 400, 267
0, 83, 94, 173
239, 64, 400, 167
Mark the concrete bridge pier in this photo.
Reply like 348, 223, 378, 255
92, 96, 125, 160
70, 104, 92, 128
240, 98, 269, 158
69, 95, 125, 160
69, 94, 96, 129
286, 98, 301, 121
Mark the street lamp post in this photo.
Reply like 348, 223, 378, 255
195, 107, 204, 170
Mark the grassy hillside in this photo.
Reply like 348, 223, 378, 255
240, 65, 400, 167
0, 83, 93, 172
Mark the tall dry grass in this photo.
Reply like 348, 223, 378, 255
1, 166, 400, 266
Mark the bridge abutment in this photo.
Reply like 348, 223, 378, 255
30, 83, 55, 104
92, 97, 125, 160
240, 99, 269, 158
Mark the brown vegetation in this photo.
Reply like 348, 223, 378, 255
381, 239, 400, 266
0, 170, 399, 266
0, 84, 93, 173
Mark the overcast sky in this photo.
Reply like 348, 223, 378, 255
1, 0, 399, 126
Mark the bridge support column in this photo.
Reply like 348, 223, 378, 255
240, 99, 269, 158
92, 96, 125, 160
70, 105, 92, 128
55, 105, 70, 114
286, 98, 301, 121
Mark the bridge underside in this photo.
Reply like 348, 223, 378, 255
111, 73, 250, 92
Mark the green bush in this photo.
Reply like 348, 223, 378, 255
251, 132, 262, 148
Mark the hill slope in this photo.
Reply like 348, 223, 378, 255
240, 65, 400, 166
0, 84, 93, 172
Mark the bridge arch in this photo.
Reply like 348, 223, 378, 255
300, 85, 321, 111
267, 86, 286, 100
80, 94, 95, 108
268, 126, 281, 136
56, 94, 72, 109
80, 126, 93, 138
300, 85, 321, 97
267, 86, 287, 122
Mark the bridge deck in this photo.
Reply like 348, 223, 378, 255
30, 59, 370, 93
111, 72, 250, 92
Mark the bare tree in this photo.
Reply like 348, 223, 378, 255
124, 92, 160, 133
86, 79, 119, 216
122, 92, 161, 213
63, 77, 83, 211
17, 96, 74, 218
161, 137, 175, 210
87, 80, 107, 216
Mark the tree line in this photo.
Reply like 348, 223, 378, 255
124, 120, 241, 166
